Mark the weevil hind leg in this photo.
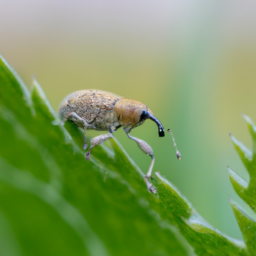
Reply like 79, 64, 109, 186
62, 112, 89, 150
125, 129, 156, 193
86, 132, 114, 161
83, 133, 88, 150
145, 157, 156, 193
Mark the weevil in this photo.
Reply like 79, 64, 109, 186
59, 89, 165, 192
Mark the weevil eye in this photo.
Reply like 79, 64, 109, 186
140, 110, 149, 122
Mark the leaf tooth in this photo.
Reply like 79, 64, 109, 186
228, 167, 248, 198
243, 114, 256, 141
230, 133, 252, 171
0, 55, 31, 106
230, 199, 256, 255
30, 79, 57, 121
154, 172, 192, 217
183, 215, 214, 234
183, 215, 246, 250
243, 115, 256, 166
228, 168, 256, 214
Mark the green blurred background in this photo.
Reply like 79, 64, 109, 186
1, 0, 256, 241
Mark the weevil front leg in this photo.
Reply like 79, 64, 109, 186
62, 112, 89, 150
125, 131, 156, 193
86, 132, 113, 161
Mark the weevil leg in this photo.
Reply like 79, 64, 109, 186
125, 131, 156, 193
86, 132, 113, 161
83, 133, 88, 150
62, 112, 89, 150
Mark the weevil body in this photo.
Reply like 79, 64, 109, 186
59, 89, 165, 192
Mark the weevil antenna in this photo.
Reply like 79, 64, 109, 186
147, 112, 165, 137
167, 129, 181, 160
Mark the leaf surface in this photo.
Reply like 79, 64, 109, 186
0, 56, 246, 256
229, 116, 256, 256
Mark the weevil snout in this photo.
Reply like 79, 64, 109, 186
146, 111, 165, 137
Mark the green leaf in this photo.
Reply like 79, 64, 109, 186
0, 56, 189, 255
230, 200, 256, 256
230, 117, 256, 212
152, 174, 246, 256
0, 55, 247, 255
229, 115, 256, 255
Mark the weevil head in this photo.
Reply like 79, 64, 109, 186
114, 98, 165, 137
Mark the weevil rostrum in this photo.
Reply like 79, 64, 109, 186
59, 89, 165, 193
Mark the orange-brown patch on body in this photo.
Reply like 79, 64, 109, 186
114, 98, 150, 128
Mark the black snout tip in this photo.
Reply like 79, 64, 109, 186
159, 129, 165, 137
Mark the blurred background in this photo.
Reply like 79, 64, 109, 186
1, 0, 256, 241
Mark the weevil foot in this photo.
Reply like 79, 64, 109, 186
145, 176, 156, 193
146, 181, 156, 193
85, 152, 91, 161
83, 143, 87, 150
